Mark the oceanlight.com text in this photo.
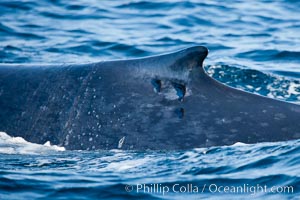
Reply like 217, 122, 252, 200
124, 183, 294, 196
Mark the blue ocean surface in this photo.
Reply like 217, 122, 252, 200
0, 0, 300, 199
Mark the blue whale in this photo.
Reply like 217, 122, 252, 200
0, 46, 299, 150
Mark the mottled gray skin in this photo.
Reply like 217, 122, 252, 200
0, 46, 299, 150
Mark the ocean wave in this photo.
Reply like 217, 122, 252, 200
237, 49, 300, 62
205, 64, 300, 103
0, 138, 299, 199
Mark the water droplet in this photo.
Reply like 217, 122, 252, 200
118, 136, 125, 149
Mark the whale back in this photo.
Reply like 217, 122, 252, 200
0, 46, 299, 150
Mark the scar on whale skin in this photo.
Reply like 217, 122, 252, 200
172, 82, 186, 102
175, 107, 185, 119
151, 79, 162, 93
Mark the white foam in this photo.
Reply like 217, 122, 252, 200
105, 157, 151, 171
0, 132, 65, 155
287, 82, 300, 95
231, 142, 248, 146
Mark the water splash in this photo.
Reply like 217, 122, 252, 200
0, 132, 65, 154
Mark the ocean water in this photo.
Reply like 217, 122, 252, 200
0, 0, 300, 199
